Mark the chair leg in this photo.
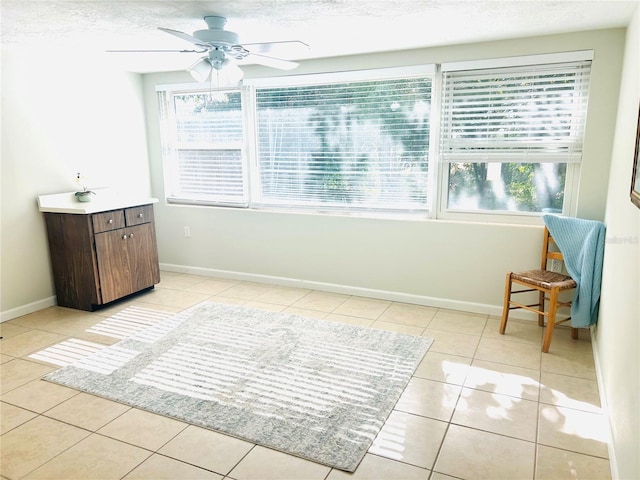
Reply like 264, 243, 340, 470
542, 288, 559, 353
571, 328, 579, 340
538, 291, 545, 327
499, 273, 512, 334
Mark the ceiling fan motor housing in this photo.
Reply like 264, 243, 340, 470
194, 16, 239, 47
193, 28, 239, 46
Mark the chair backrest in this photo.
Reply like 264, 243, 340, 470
541, 227, 565, 270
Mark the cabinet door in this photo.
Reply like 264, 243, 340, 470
94, 229, 132, 304
126, 223, 160, 293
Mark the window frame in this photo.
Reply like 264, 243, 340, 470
156, 51, 592, 224
244, 65, 436, 215
158, 85, 249, 208
435, 51, 592, 223
435, 163, 581, 224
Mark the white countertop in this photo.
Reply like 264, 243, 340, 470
38, 189, 158, 214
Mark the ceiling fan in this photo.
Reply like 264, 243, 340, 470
112, 16, 309, 83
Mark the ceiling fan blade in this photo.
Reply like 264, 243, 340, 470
242, 40, 310, 55
106, 49, 207, 53
158, 27, 211, 49
246, 53, 299, 70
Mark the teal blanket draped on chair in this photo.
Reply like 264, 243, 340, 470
542, 214, 606, 327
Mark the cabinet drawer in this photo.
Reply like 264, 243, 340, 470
92, 210, 125, 233
125, 205, 154, 226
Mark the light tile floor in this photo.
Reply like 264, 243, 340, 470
0, 272, 611, 480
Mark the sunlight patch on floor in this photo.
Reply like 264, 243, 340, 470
27, 338, 105, 366
368, 415, 407, 461
86, 306, 174, 339
541, 405, 610, 444
464, 364, 539, 398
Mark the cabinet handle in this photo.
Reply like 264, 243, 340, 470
122, 234, 127, 240
138, 213, 143, 218
129, 233, 134, 238
108, 219, 113, 224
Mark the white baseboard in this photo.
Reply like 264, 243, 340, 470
1, 296, 57, 323
159, 262, 534, 320
0, 265, 537, 325
590, 330, 618, 479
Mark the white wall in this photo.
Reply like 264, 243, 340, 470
595, 6, 640, 479
0, 47, 151, 319
0, 29, 626, 319
142, 29, 625, 313
0, 22, 635, 477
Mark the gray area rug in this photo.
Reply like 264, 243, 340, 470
45, 301, 433, 471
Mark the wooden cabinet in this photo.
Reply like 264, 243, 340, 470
44, 204, 160, 311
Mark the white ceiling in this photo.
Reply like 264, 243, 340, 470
1, 0, 637, 74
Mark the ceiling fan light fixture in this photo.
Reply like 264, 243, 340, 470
215, 61, 244, 87
188, 50, 244, 86
187, 57, 212, 82
207, 49, 228, 70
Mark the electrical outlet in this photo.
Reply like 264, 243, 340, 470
184, 226, 191, 238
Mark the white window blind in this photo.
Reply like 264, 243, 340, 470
161, 90, 247, 206
253, 76, 432, 212
440, 60, 591, 164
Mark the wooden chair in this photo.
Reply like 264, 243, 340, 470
499, 227, 578, 353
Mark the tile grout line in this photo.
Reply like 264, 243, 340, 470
3, 280, 610, 479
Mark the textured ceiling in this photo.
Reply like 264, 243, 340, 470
1, 0, 637, 73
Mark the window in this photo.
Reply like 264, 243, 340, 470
440, 57, 591, 214
160, 90, 246, 206
157, 52, 592, 220
252, 75, 432, 213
